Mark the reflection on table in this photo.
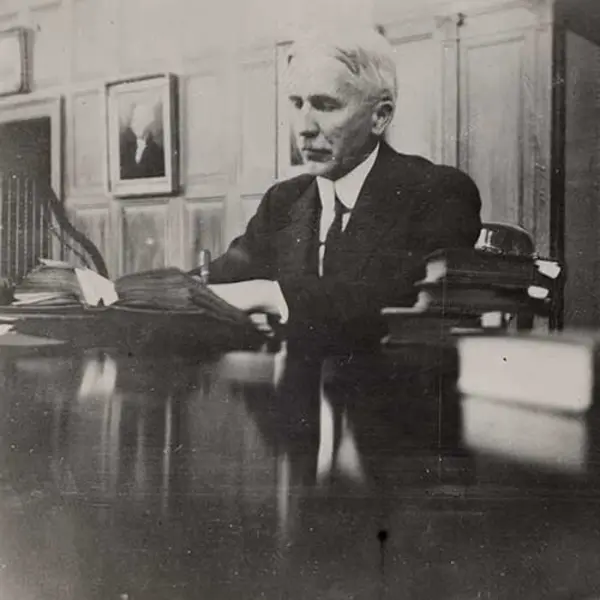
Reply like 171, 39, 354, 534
2, 344, 600, 599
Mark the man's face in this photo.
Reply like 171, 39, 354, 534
287, 53, 381, 180
130, 103, 155, 139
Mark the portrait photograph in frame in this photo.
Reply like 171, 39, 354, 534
276, 42, 307, 181
106, 73, 179, 197
0, 27, 29, 97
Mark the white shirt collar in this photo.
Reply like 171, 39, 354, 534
317, 143, 380, 211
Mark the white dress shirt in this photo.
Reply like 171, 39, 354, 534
315, 144, 380, 275
273, 144, 380, 322
134, 138, 147, 164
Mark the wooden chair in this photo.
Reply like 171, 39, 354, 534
0, 172, 108, 282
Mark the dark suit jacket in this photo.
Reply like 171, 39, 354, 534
120, 129, 165, 180
192, 143, 482, 345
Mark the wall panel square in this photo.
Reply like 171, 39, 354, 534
31, 1, 67, 89
118, 0, 179, 73
64, 203, 109, 269
121, 202, 167, 274
183, 71, 226, 183
70, 90, 104, 192
185, 198, 224, 269
72, 0, 115, 80
239, 56, 276, 193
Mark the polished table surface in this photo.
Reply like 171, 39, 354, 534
1, 335, 600, 600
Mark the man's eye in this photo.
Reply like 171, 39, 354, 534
312, 98, 340, 112
289, 97, 303, 110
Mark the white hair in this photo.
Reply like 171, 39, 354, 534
286, 27, 398, 107
129, 100, 162, 138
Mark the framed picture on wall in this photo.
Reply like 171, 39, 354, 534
0, 28, 29, 97
105, 73, 179, 197
276, 43, 307, 180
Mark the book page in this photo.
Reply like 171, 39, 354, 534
75, 268, 118, 306
38, 258, 75, 269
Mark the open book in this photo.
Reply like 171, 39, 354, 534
4, 261, 262, 350
9, 259, 254, 328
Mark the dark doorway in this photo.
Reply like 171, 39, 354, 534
0, 117, 52, 280
0, 117, 51, 178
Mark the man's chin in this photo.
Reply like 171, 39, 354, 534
303, 160, 334, 177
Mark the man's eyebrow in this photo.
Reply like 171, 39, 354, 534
307, 94, 343, 106
287, 93, 342, 103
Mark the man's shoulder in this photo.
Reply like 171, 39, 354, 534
384, 145, 474, 188
378, 145, 480, 218
269, 173, 315, 194
260, 173, 316, 208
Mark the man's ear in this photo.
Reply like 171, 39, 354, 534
371, 100, 395, 136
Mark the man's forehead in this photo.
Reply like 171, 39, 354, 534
286, 53, 358, 96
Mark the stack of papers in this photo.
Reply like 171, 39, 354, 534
12, 258, 118, 308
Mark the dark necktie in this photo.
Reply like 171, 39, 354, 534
323, 195, 350, 276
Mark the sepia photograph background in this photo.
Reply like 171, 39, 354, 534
1, 2, 600, 600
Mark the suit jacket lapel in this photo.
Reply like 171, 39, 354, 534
340, 144, 412, 278
276, 179, 321, 277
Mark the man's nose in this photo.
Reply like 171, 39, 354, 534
295, 106, 319, 138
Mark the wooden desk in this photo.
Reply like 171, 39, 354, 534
1, 343, 599, 600
0, 304, 265, 355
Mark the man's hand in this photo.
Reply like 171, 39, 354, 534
208, 280, 286, 318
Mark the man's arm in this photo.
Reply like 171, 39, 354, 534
189, 187, 275, 283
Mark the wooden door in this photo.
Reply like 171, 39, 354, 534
456, 2, 553, 255
0, 118, 52, 280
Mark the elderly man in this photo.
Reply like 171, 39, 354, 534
193, 28, 481, 344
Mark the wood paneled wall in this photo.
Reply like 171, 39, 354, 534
0, 0, 283, 277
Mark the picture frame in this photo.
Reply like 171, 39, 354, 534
105, 73, 179, 197
276, 42, 307, 181
0, 28, 29, 97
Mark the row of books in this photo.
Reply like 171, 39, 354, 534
0, 258, 254, 327
382, 246, 562, 344
10, 258, 118, 307
0, 259, 266, 352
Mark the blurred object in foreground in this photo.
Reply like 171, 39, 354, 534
462, 395, 588, 475
457, 331, 600, 413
